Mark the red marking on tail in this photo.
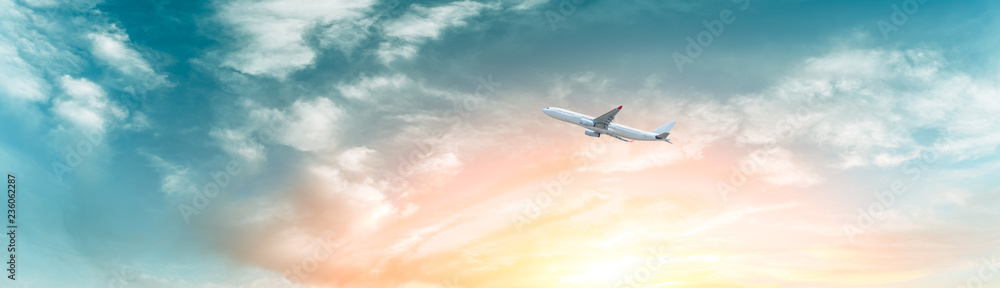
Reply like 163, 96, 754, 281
617, 106, 622, 109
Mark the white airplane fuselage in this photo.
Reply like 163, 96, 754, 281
542, 107, 666, 142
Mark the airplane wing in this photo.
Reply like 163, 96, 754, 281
608, 134, 634, 143
592, 106, 622, 129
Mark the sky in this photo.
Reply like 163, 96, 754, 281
1, 0, 1000, 287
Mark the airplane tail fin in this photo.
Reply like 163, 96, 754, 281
652, 121, 676, 141
652, 121, 676, 134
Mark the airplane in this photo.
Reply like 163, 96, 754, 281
542, 106, 676, 143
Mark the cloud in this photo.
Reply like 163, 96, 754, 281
210, 127, 269, 164
217, 0, 378, 78
756, 147, 825, 187
216, 0, 499, 74
338, 146, 376, 172
211, 97, 345, 164
203, 163, 399, 284
52, 75, 127, 131
0, 0, 71, 102
277, 97, 345, 152
378, 0, 497, 63
704, 49, 1000, 168
0, 0, 167, 136
337, 73, 410, 100
509, 0, 548, 11
0, 40, 48, 102
146, 153, 196, 197
88, 30, 169, 91
19, 0, 58, 7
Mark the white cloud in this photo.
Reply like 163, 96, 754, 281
510, 0, 548, 10
19, 0, 58, 7
52, 75, 126, 131
337, 73, 410, 100
0, 0, 167, 137
0, 40, 48, 102
217, 0, 378, 78
210, 127, 268, 164
378, 0, 497, 63
385, 1, 491, 42
123, 111, 152, 131
317, 21, 373, 57
338, 146, 376, 172
583, 48, 1000, 176
720, 49, 1000, 168
407, 152, 462, 176
88, 30, 169, 90
0, 0, 58, 102
211, 97, 345, 164
217, 0, 499, 72
756, 148, 825, 187
145, 154, 196, 197
278, 97, 344, 152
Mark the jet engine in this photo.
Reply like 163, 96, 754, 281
584, 129, 600, 137
579, 118, 595, 127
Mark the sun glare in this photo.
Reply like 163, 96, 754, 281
559, 256, 641, 286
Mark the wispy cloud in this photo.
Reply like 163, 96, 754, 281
88, 29, 170, 91
378, 0, 498, 63
217, 0, 378, 78
53, 75, 127, 131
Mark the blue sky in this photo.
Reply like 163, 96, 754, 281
2, 0, 1000, 287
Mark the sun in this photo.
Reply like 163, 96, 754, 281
558, 256, 642, 287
